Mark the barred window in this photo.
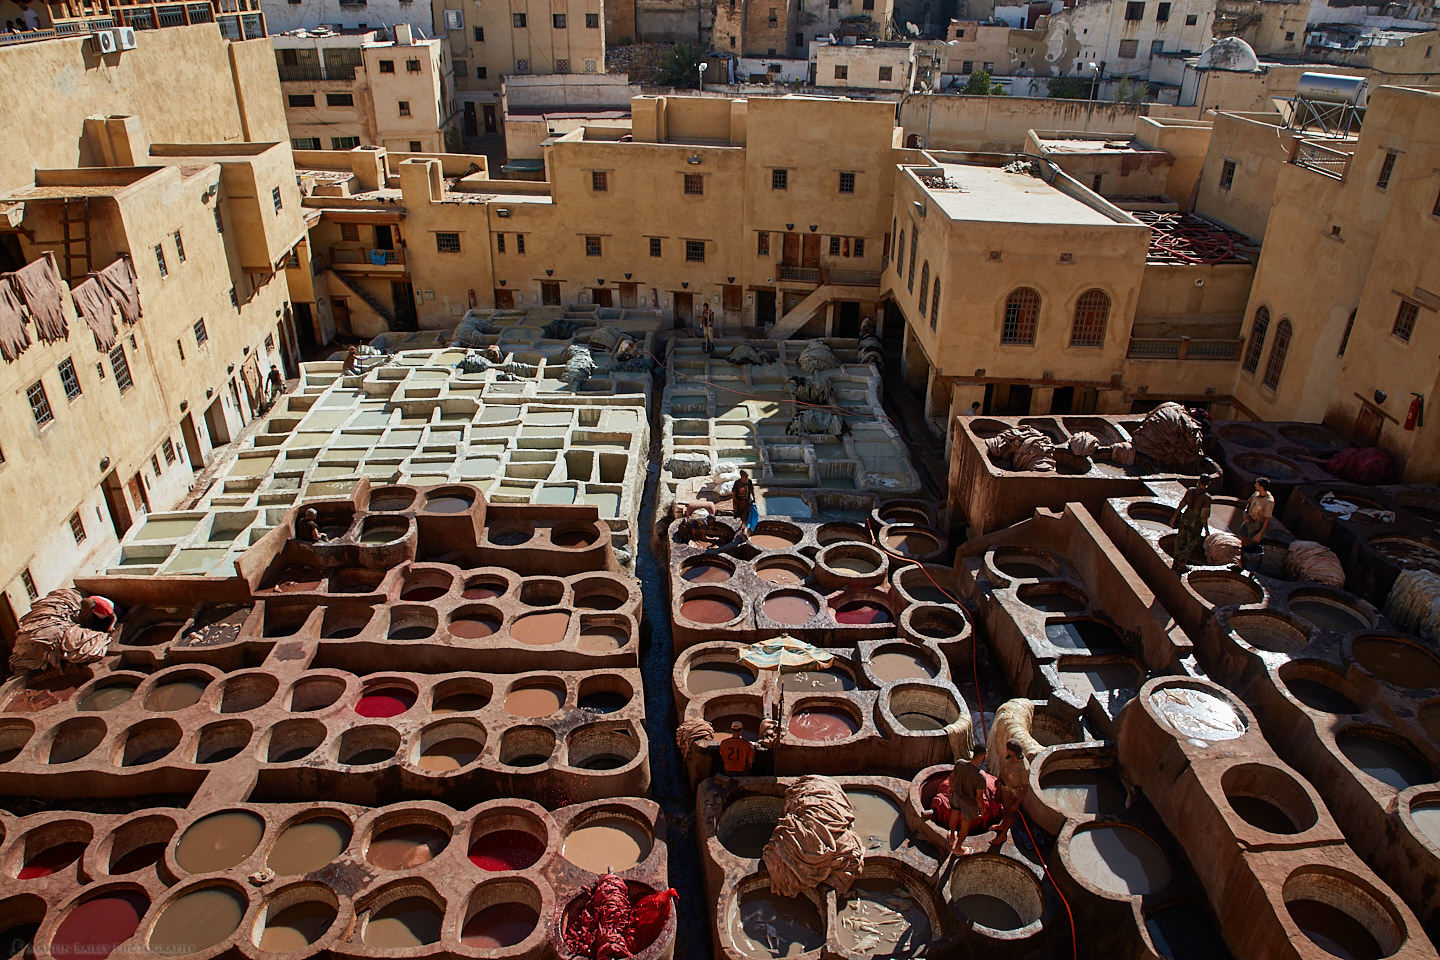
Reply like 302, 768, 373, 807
272, 186, 283, 213
193, 318, 208, 345
1070, 289, 1109, 347
1242, 306, 1269, 372
436, 232, 461, 253
854, 238, 865, 257
757, 232, 769, 256
516, 234, 525, 254
685, 240, 705, 262
155, 243, 168, 278
918, 262, 930, 317
1338, 309, 1356, 356
650, 237, 663, 257
341, 223, 359, 241
829, 236, 841, 256
174, 230, 186, 263
1002, 288, 1040, 345
1262, 319, 1291, 390
896, 230, 904, 278
70, 511, 86, 544
21, 568, 37, 600
58, 357, 82, 400
838, 172, 856, 193
592, 170, 608, 191
772, 169, 788, 190
683, 174, 704, 196
151, 453, 162, 477
585, 236, 602, 256
556, 59, 569, 73
1393, 299, 1418, 342
496, 233, 505, 254
930, 278, 941, 330
27, 379, 53, 426
110, 344, 134, 393
163, 438, 177, 464
906, 227, 917, 292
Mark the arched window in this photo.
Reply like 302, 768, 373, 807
1242, 306, 1269, 373
918, 262, 930, 317
930, 278, 941, 330
907, 226, 918, 292
1070, 289, 1109, 347
896, 230, 905, 279
1002, 288, 1040, 345
1262, 319, 1291, 390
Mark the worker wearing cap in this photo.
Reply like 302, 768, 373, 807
80, 595, 117, 631
717, 721, 757, 776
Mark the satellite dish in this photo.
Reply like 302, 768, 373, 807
906, 20, 919, 34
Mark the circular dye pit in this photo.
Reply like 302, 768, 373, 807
387, 621, 434, 641
755, 559, 809, 585
417, 738, 483, 772
578, 625, 628, 652
1145, 903, 1233, 960
1410, 802, 1440, 849
355, 687, 415, 718
1369, 535, 1440, 573
258, 901, 337, 952
469, 831, 545, 871
1337, 732, 1436, 790
992, 550, 1057, 579
835, 880, 930, 955
562, 817, 651, 874
505, 683, 565, 718
1187, 572, 1264, 608
682, 561, 733, 584
175, 811, 265, 873
461, 903, 538, 948
846, 789, 906, 852
367, 825, 449, 870
1352, 636, 1440, 689
149, 886, 246, 953
1286, 899, 1385, 960
1290, 598, 1369, 634
579, 691, 628, 714
883, 529, 940, 558
79, 683, 137, 712
750, 532, 799, 551
870, 649, 937, 683
681, 596, 741, 624
448, 613, 501, 640
788, 705, 859, 741
1068, 824, 1171, 896
267, 817, 351, 876
552, 526, 599, 548
833, 600, 892, 625
144, 679, 206, 712
424, 494, 473, 513
1150, 687, 1246, 741
729, 890, 824, 960
1019, 586, 1087, 613
1045, 619, 1125, 654
111, 842, 167, 874
780, 667, 854, 693
19, 842, 86, 879
51, 891, 148, 960
762, 592, 819, 626
1228, 613, 1309, 654
400, 586, 447, 602
462, 581, 505, 600
512, 611, 571, 645
718, 796, 781, 859
362, 897, 442, 948
1040, 768, 1127, 818
0, 922, 38, 960
687, 663, 755, 694
1284, 676, 1360, 714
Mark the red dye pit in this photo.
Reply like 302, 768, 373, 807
18, 842, 87, 879
50, 891, 148, 960
401, 587, 446, 602
355, 689, 416, 717
468, 830, 546, 871
449, 616, 500, 639
835, 601, 892, 625
462, 584, 503, 600
789, 707, 860, 741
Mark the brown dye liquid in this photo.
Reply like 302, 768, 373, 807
267, 817, 351, 875
433, 693, 489, 714
505, 684, 565, 717
681, 597, 741, 623
1285, 678, 1359, 714
763, 594, 818, 625
896, 711, 948, 731
883, 531, 937, 557
781, 668, 853, 692
846, 789, 906, 852
512, 611, 570, 645
424, 495, 473, 513
1040, 770, 1126, 817
363, 898, 443, 947
175, 810, 265, 872
957, 894, 1024, 930
578, 625, 628, 651
367, 826, 449, 869
756, 565, 805, 585
144, 680, 206, 711
401, 586, 447, 602
79, 685, 136, 711
259, 901, 337, 952
683, 562, 733, 583
836, 880, 931, 954
1290, 599, 1367, 633
1353, 637, 1440, 689
449, 616, 500, 639
462, 583, 504, 600
870, 651, 934, 682
722, 821, 776, 859
1287, 900, 1383, 960
996, 561, 1053, 578
750, 533, 798, 550
688, 664, 755, 693
147, 886, 245, 953
1068, 825, 1171, 896
788, 707, 859, 741
417, 738, 482, 771
562, 818, 651, 873
729, 891, 825, 959
829, 556, 878, 573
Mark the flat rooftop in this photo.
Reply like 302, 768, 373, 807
917, 163, 1117, 226
1033, 136, 1168, 156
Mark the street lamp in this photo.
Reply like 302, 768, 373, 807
698, 60, 709, 92
1088, 61, 1100, 101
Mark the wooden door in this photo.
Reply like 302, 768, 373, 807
494, 288, 514, 309
1353, 404, 1385, 447
674, 292, 693, 323
801, 234, 821, 268
541, 282, 560, 305
593, 288, 613, 307
619, 283, 638, 307
722, 284, 742, 313
781, 233, 800, 266
755, 288, 776, 326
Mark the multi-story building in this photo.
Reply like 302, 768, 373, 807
0, 24, 307, 645
813, 38, 918, 90
2, 0, 264, 41
712, 0, 895, 57
275, 25, 455, 153
259, 0, 428, 34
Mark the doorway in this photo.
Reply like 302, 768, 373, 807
391, 281, 417, 331
985, 383, 1033, 415
673, 292, 693, 324
293, 302, 315, 350
541, 281, 561, 305
781, 233, 799, 266
180, 413, 205, 469
464, 102, 478, 137
834, 300, 861, 337
1050, 386, 1074, 414
0, 593, 18, 661
494, 288, 514, 309
331, 297, 351, 337
229, 378, 246, 423
592, 287, 613, 308
1353, 403, 1385, 447
482, 104, 497, 134
374, 225, 394, 250
204, 396, 231, 447
755, 288, 776, 327
619, 283, 638, 307
101, 469, 133, 538
128, 472, 150, 516
801, 234, 821, 268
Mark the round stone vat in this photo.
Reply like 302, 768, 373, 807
1226, 611, 1310, 654
949, 853, 1044, 932
461, 575, 508, 601
1396, 491, 1440, 523
413, 720, 486, 773
505, 679, 567, 719
174, 809, 265, 873
990, 547, 1059, 580
218, 674, 279, 714
968, 417, 1007, 438
520, 578, 566, 607
1336, 726, 1437, 791
748, 520, 803, 552
47, 717, 106, 764
192, 720, 253, 764
818, 542, 887, 582
329, 568, 386, 594
753, 556, 812, 586
551, 521, 601, 549
511, 610, 572, 646
1279, 663, 1360, 715
14, 821, 90, 880
1233, 453, 1300, 481
846, 788, 907, 853
77, 676, 142, 713
892, 564, 957, 605
142, 671, 212, 712
725, 877, 826, 959
359, 882, 445, 948
0, 893, 45, 960
679, 587, 744, 626
265, 719, 328, 763
565, 721, 640, 771
779, 663, 855, 693
571, 577, 630, 612
1018, 582, 1088, 614
458, 878, 542, 949
488, 523, 534, 546
561, 808, 653, 874
147, 881, 249, 954
561, 880, 670, 955
116, 719, 182, 767
1066, 823, 1172, 897
880, 503, 933, 527
881, 525, 943, 561
1187, 571, 1263, 608
266, 813, 353, 877
358, 517, 409, 544
385, 606, 437, 642
1037, 759, 1127, 820
430, 678, 492, 715
761, 589, 821, 627
1144, 902, 1233, 959
1283, 867, 1403, 960
867, 643, 941, 684
1351, 635, 1440, 689
703, 694, 764, 739
366, 486, 417, 512
835, 871, 936, 955
1126, 501, 1175, 533
685, 657, 757, 696
253, 882, 341, 953
498, 726, 557, 768
1287, 589, 1372, 635
1045, 618, 1126, 655
816, 522, 869, 546
103, 815, 177, 876
1279, 424, 1344, 451
903, 604, 970, 643
830, 592, 895, 626
578, 674, 632, 715
717, 794, 782, 860
467, 807, 548, 872
399, 570, 454, 603
48, 888, 149, 960
788, 698, 862, 742
334, 726, 402, 766
1407, 795, 1440, 851
422, 487, 475, 514
1422, 699, 1440, 743
1148, 683, 1247, 742
1367, 535, 1440, 573
261, 602, 314, 639
1222, 763, 1318, 835
680, 556, 735, 585
317, 605, 374, 640
448, 604, 502, 641
366, 813, 451, 871
355, 680, 418, 718
577, 614, 631, 653
883, 683, 962, 734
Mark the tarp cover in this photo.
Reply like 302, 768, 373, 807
10, 588, 111, 673
761, 775, 864, 897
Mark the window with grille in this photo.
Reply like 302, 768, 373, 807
906, 228, 917, 291
1393, 299, 1418, 341
155, 244, 168, 278
685, 240, 705, 262
70, 512, 86, 544
341, 223, 360, 241
436, 232, 461, 253
27, 380, 53, 426
174, 230, 186, 263
586, 13, 597, 26
398, 100, 411, 116
272, 186, 283, 212
379, 59, 394, 72
585, 236, 602, 256
1261, 319, 1291, 389
829, 237, 841, 256
177, 338, 185, 360
151, 453, 162, 477
21, 568, 37, 601
592, 170, 608, 191
327, 93, 353, 107
1002, 288, 1040, 344
930, 278, 940, 330
516, 234, 525, 254
477, 66, 487, 78
1185, 13, 1196, 23
1338, 309, 1356, 356
650, 237, 663, 257
58, 358, 82, 400
496, 234, 506, 254
553, 13, 565, 27
918, 263, 930, 316
839, 171, 855, 193
1070, 289, 1109, 346
474, 26, 483, 39
896, 230, 904, 278
406, 59, 420, 71
163, 438, 176, 464
332, 136, 361, 149
1125, 1, 1144, 18
1377, 151, 1397, 189
757, 233, 769, 256
292, 137, 321, 150
556, 59, 569, 73
878, 66, 892, 81
684, 174, 704, 196
1220, 160, 1235, 190
288, 94, 315, 107
834, 65, 847, 79
1118, 38, 1139, 58
1242, 307, 1269, 371
854, 238, 864, 257
193, 318, 208, 345
1156, 1, 1170, 19
513, 12, 526, 26
516, 58, 530, 73
772, 169, 787, 190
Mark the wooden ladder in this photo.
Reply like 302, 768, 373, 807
60, 198, 92, 280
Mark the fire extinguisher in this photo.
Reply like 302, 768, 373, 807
1404, 393, 1424, 430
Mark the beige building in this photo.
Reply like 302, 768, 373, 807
814, 39, 917, 90
0, 25, 308, 646
276, 25, 456, 154
2, 0, 264, 39
713, 0, 894, 57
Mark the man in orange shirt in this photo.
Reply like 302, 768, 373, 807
717, 721, 757, 775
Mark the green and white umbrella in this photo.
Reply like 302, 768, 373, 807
739, 634, 833, 722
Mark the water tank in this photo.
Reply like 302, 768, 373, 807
1296, 72, 1368, 108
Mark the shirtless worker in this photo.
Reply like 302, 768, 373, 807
731, 469, 755, 532
991, 739, 1031, 847
947, 744, 989, 854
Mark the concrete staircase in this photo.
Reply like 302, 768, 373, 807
326, 269, 395, 336
768, 282, 884, 339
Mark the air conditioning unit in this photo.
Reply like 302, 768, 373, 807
90, 29, 117, 54
113, 26, 137, 49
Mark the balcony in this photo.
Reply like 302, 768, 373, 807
330, 246, 405, 271
278, 64, 358, 82
1127, 337, 1242, 361
827, 268, 881, 287
1292, 140, 1351, 181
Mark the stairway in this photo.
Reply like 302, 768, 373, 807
768, 283, 883, 340
326, 269, 395, 330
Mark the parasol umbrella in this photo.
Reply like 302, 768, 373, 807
739, 634, 834, 725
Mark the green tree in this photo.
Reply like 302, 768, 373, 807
1047, 75, 1093, 100
960, 68, 1007, 95
659, 43, 705, 89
